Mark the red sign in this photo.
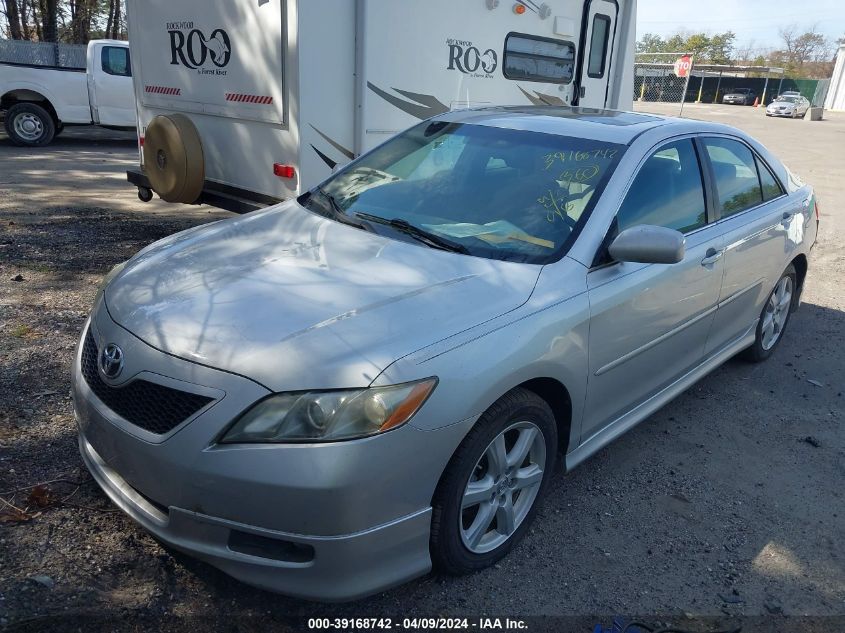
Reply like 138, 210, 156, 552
673, 55, 692, 78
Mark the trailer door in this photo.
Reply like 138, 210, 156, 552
577, 0, 618, 108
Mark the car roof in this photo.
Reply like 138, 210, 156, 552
434, 106, 740, 145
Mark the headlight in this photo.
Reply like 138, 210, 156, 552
220, 378, 438, 443
95, 261, 127, 302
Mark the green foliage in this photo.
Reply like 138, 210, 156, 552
636, 31, 736, 65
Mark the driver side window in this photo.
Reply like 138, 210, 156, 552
616, 139, 707, 234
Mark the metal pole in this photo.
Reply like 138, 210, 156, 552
715, 71, 722, 103
777, 76, 784, 98
761, 75, 770, 107
679, 56, 694, 117
696, 73, 704, 103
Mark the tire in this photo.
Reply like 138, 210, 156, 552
741, 264, 797, 363
143, 113, 205, 204
430, 388, 557, 575
4, 102, 55, 147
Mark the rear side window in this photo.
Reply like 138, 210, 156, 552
616, 139, 706, 234
587, 15, 611, 78
756, 157, 785, 202
504, 33, 575, 84
101, 46, 131, 77
703, 138, 762, 217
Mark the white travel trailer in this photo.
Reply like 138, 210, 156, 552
126, 0, 636, 212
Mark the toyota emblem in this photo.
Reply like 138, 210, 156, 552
99, 343, 125, 379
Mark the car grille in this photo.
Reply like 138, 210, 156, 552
80, 328, 214, 435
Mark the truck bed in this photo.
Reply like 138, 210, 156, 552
0, 63, 92, 124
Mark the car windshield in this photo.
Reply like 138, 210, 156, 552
302, 121, 625, 264
778, 96, 799, 103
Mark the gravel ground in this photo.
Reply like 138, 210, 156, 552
1, 109, 844, 633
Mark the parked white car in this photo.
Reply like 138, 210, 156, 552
766, 94, 811, 119
0, 39, 135, 146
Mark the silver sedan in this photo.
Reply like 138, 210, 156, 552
766, 95, 811, 118
73, 107, 818, 601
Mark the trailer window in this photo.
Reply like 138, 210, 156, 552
504, 33, 575, 84
587, 15, 611, 78
101, 46, 131, 77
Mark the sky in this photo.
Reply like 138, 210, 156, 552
637, 0, 845, 53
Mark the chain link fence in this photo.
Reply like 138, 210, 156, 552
0, 39, 87, 70
634, 53, 694, 115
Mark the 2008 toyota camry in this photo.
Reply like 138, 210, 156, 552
73, 107, 818, 601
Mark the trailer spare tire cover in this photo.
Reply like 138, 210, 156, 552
143, 114, 205, 204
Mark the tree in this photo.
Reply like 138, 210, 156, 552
38, 0, 57, 41
771, 25, 833, 77
636, 30, 736, 65
1, 0, 126, 43
2, 0, 23, 39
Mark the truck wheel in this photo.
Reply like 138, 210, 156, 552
430, 388, 557, 575
143, 114, 205, 204
5, 103, 56, 147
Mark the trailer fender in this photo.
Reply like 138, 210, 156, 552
143, 114, 205, 204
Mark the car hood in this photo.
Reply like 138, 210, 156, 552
105, 201, 541, 391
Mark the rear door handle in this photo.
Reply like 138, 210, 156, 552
782, 211, 796, 227
701, 248, 724, 267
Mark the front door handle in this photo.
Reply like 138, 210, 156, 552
701, 248, 724, 267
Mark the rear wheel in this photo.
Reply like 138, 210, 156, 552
5, 102, 55, 147
430, 388, 557, 574
741, 264, 797, 362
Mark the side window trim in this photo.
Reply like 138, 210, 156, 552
693, 136, 720, 223
698, 134, 787, 223
754, 154, 787, 201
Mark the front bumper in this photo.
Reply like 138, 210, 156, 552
766, 110, 795, 117
79, 433, 433, 601
72, 306, 477, 600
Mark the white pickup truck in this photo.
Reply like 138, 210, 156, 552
0, 39, 135, 146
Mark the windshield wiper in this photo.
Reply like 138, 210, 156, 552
305, 188, 372, 231
355, 212, 469, 254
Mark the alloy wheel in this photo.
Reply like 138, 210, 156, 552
761, 276, 793, 351
459, 421, 546, 554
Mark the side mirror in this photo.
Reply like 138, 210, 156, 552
608, 225, 685, 264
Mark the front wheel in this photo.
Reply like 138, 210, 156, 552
4, 102, 56, 147
741, 264, 797, 362
430, 388, 557, 575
